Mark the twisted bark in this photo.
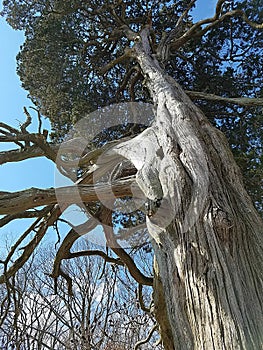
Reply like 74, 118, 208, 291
112, 32, 263, 349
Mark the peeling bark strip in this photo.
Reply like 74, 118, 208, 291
0, 176, 138, 215
110, 29, 263, 349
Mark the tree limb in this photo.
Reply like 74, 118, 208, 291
137, 284, 151, 312
0, 207, 52, 227
0, 144, 58, 165
134, 324, 158, 350
0, 175, 138, 215
185, 90, 263, 107
101, 206, 153, 286
0, 205, 62, 284
168, 0, 263, 51
99, 49, 132, 75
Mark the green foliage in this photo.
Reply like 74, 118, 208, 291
1, 0, 263, 211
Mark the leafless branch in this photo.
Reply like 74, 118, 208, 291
101, 206, 153, 286
0, 175, 138, 215
0, 132, 56, 162
29, 106, 43, 134
186, 90, 263, 107
0, 209, 48, 227
134, 324, 158, 349
137, 284, 151, 312
0, 144, 58, 165
0, 205, 62, 284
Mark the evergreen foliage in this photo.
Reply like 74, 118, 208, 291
1, 0, 262, 210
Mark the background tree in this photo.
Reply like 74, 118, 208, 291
0, 241, 158, 349
0, 0, 263, 349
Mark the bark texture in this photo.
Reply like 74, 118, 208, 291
113, 34, 263, 349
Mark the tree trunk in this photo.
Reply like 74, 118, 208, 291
114, 37, 263, 349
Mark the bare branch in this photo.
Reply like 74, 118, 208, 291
0, 144, 58, 165
0, 175, 138, 215
134, 324, 158, 350
137, 284, 151, 313
68, 250, 124, 265
0, 205, 62, 284
186, 90, 263, 107
0, 132, 57, 162
0, 207, 52, 227
101, 206, 153, 286
21, 107, 32, 133
0, 122, 20, 135
29, 106, 43, 133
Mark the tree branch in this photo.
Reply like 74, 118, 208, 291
137, 284, 151, 312
0, 175, 138, 215
0, 133, 57, 162
186, 90, 263, 107
0, 207, 52, 227
0, 144, 58, 165
134, 324, 158, 350
168, 0, 263, 51
99, 49, 132, 75
101, 206, 153, 286
0, 205, 62, 284
68, 250, 124, 265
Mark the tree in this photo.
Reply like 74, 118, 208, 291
1, 0, 263, 348
0, 241, 158, 349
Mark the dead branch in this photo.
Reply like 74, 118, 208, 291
50, 225, 124, 294
21, 107, 32, 133
0, 144, 58, 165
68, 250, 124, 264
186, 90, 263, 107
0, 208, 49, 227
0, 132, 56, 162
0, 175, 138, 215
50, 215, 123, 294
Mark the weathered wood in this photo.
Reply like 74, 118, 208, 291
0, 176, 138, 215
111, 29, 263, 349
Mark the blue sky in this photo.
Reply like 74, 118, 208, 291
0, 0, 217, 247
0, 7, 55, 246
0, 17, 54, 192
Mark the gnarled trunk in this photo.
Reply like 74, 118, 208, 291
114, 39, 263, 349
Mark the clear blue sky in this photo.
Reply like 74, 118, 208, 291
0, 0, 217, 247
0, 6, 55, 245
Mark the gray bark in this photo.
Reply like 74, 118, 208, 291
113, 35, 263, 349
